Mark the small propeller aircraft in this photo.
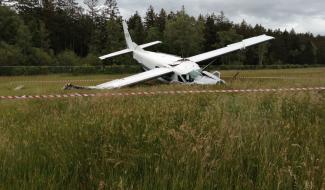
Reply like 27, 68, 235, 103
65, 21, 274, 90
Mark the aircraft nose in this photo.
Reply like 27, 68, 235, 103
219, 79, 226, 84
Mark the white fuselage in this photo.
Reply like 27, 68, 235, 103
132, 48, 223, 84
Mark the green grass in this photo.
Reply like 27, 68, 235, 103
0, 68, 324, 96
0, 68, 324, 189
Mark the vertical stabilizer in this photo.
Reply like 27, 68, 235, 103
122, 21, 137, 50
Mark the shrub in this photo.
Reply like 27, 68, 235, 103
28, 48, 54, 66
81, 53, 101, 66
56, 50, 80, 66
0, 42, 23, 66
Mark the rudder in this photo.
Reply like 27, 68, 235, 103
122, 21, 137, 50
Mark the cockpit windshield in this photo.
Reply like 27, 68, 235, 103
180, 69, 203, 82
189, 69, 203, 79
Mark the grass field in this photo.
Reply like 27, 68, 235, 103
0, 68, 324, 189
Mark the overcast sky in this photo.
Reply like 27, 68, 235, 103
78, 0, 325, 35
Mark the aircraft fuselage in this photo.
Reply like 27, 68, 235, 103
133, 49, 224, 84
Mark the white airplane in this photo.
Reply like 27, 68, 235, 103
65, 21, 274, 90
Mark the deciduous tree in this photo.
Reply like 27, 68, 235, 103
164, 8, 204, 57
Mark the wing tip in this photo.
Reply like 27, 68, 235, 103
262, 34, 275, 40
99, 56, 106, 60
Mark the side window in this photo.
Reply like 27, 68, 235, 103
178, 76, 184, 82
181, 74, 194, 82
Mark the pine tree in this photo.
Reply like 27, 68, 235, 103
16, 0, 41, 13
204, 14, 217, 51
17, 24, 32, 55
104, 19, 124, 53
41, 0, 56, 10
157, 8, 166, 32
128, 12, 145, 44
0, 6, 25, 44
33, 21, 51, 51
103, 0, 120, 20
167, 11, 176, 20
57, 0, 79, 16
83, 0, 98, 20
144, 5, 156, 29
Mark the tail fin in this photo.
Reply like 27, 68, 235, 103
122, 21, 137, 50
99, 21, 162, 60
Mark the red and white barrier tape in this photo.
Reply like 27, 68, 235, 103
0, 87, 324, 101
222, 76, 322, 80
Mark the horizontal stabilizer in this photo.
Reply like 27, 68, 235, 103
99, 49, 132, 60
139, 41, 162, 49
188, 35, 274, 62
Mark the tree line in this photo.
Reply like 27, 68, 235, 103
0, 0, 324, 67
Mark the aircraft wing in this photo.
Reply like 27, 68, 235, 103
99, 49, 132, 60
94, 68, 173, 89
187, 35, 274, 62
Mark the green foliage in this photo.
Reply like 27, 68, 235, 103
164, 9, 204, 56
146, 27, 161, 42
217, 29, 243, 47
103, 0, 120, 20
144, 5, 157, 29
0, 6, 23, 45
81, 53, 101, 66
0, 3, 325, 69
104, 19, 124, 53
0, 42, 22, 66
203, 14, 218, 51
217, 29, 246, 65
128, 11, 145, 44
157, 9, 167, 32
29, 21, 51, 51
56, 50, 80, 66
16, 24, 32, 53
28, 48, 54, 66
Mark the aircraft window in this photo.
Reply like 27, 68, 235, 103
182, 74, 194, 82
178, 71, 203, 83
178, 75, 184, 82
189, 70, 203, 79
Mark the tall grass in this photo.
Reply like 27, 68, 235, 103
0, 92, 324, 189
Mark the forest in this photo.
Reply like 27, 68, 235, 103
0, 0, 325, 68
